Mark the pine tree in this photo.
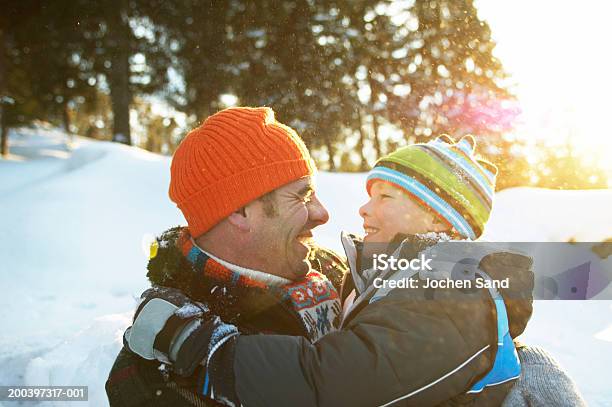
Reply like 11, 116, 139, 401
386, 0, 518, 158
0, 0, 42, 156
21, 2, 97, 135
230, 0, 359, 170
333, 0, 407, 165
325, 0, 519, 180
105, 0, 132, 144
2, 0, 518, 177
139, 0, 235, 120
64, 0, 173, 145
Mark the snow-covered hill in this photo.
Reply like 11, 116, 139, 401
1, 126, 611, 406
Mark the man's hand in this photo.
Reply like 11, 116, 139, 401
124, 286, 241, 405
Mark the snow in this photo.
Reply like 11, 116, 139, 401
1, 125, 611, 406
174, 303, 208, 318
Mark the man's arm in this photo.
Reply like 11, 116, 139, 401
123, 286, 241, 405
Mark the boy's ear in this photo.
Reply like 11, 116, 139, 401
227, 207, 251, 232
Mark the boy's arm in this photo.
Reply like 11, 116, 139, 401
232, 296, 493, 407
129, 287, 494, 407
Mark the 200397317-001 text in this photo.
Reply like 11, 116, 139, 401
0, 386, 88, 401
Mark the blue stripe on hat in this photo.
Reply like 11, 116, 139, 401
457, 137, 474, 156
452, 136, 497, 184
368, 167, 476, 239
480, 165, 497, 184
429, 140, 495, 198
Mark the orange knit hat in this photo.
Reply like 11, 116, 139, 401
169, 107, 316, 237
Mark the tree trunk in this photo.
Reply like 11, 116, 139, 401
356, 108, 369, 171
108, 0, 131, 145
366, 76, 383, 159
371, 114, 382, 159
62, 100, 71, 133
62, 99, 74, 145
324, 135, 336, 171
0, 27, 8, 157
0, 110, 7, 158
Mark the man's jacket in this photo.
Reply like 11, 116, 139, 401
231, 233, 534, 406
105, 226, 347, 406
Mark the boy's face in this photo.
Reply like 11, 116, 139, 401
359, 181, 450, 244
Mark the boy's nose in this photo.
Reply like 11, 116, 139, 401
359, 199, 372, 219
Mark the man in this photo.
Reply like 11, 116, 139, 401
105, 106, 347, 406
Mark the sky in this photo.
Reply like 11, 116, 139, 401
475, 0, 612, 173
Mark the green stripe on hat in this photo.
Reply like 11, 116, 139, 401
382, 147, 490, 227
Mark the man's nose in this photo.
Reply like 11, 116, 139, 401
308, 194, 330, 227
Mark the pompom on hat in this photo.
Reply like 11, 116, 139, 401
169, 107, 316, 237
366, 135, 498, 240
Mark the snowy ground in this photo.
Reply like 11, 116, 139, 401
1, 126, 611, 406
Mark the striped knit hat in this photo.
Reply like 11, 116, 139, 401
366, 135, 498, 240
169, 107, 316, 237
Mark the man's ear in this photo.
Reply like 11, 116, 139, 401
227, 207, 251, 232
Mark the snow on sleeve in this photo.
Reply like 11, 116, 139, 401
174, 302, 209, 318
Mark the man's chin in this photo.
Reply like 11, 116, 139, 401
288, 258, 310, 281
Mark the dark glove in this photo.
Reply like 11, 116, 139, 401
124, 286, 241, 405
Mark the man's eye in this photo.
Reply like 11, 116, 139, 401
380, 194, 392, 199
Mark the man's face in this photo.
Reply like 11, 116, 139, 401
359, 181, 450, 245
246, 176, 329, 281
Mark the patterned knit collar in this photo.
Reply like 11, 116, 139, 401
189, 237, 292, 287
166, 227, 342, 342
175, 230, 285, 291
179, 229, 337, 294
